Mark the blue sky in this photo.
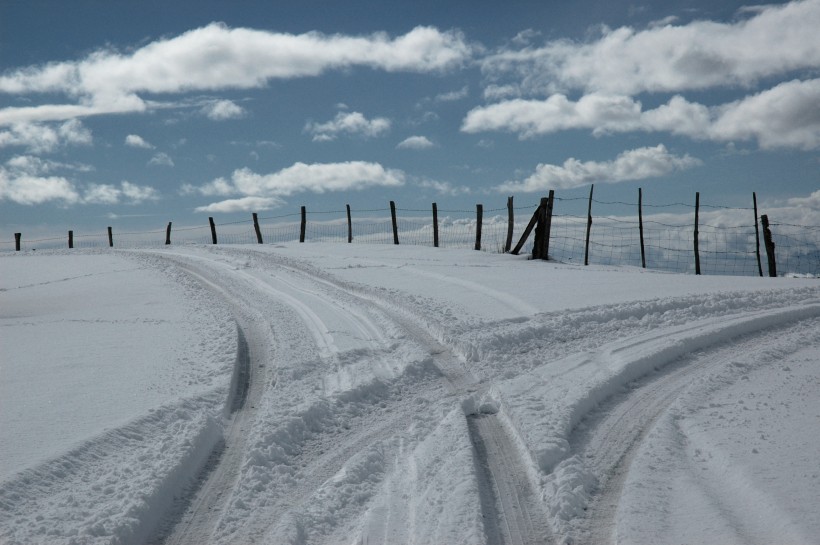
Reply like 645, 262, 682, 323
1, 0, 819, 233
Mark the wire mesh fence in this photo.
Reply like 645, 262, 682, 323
3, 193, 819, 277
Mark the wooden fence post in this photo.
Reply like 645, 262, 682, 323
252, 213, 263, 244
694, 192, 701, 275
209, 217, 217, 244
346, 204, 353, 243
542, 189, 555, 260
475, 204, 483, 251
300, 206, 306, 243
165, 222, 172, 245
68, 230, 73, 249
761, 214, 777, 277
533, 197, 549, 259
107, 226, 113, 247
15, 232, 21, 251
753, 193, 763, 277
639, 188, 646, 268
505, 196, 514, 253
432, 202, 439, 248
390, 200, 399, 245
584, 184, 594, 266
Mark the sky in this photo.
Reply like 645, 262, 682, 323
1, 0, 819, 234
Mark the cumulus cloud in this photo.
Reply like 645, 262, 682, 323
189, 161, 405, 211
464, 78, 820, 150
148, 152, 174, 167
497, 145, 701, 192
305, 111, 391, 141
0, 24, 472, 124
201, 99, 246, 120
418, 179, 471, 196
397, 135, 435, 149
0, 119, 92, 153
125, 134, 154, 148
195, 196, 283, 213
435, 85, 469, 102
482, 0, 820, 95
1, 154, 157, 206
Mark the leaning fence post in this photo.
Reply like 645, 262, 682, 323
346, 204, 353, 243
639, 188, 646, 268
165, 222, 172, 245
694, 192, 701, 275
584, 184, 594, 266
753, 193, 763, 277
107, 226, 113, 247
209, 217, 217, 244
475, 204, 483, 251
300, 206, 306, 243
252, 213, 263, 244
760, 214, 777, 277
505, 196, 514, 253
432, 202, 439, 248
511, 200, 543, 255
390, 200, 399, 245
15, 232, 21, 251
68, 230, 74, 249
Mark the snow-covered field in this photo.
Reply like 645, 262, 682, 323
1, 244, 818, 545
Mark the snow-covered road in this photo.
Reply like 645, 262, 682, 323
1, 244, 819, 544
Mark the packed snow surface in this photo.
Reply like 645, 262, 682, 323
1, 243, 818, 545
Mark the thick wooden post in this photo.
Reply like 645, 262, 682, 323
761, 214, 777, 277
542, 190, 555, 260
252, 213, 263, 244
432, 202, 439, 248
694, 192, 701, 275
390, 200, 399, 245
533, 197, 549, 259
107, 226, 113, 247
14, 232, 21, 251
165, 222, 172, 245
753, 193, 763, 277
505, 196, 514, 253
639, 188, 646, 268
346, 204, 353, 243
68, 230, 73, 249
299, 206, 306, 243
475, 204, 483, 251
584, 184, 594, 266
209, 217, 217, 244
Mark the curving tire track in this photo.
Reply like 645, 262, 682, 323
571, 309, 820, 545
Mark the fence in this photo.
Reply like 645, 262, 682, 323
3, 189, 819, 277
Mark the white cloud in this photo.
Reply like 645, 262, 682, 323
482, 0, 820, 95
125, 134, 154, 148
190, 161, 405, 211
418, 179, 471, 196
787, 189, 820, 210
0, 119, 91, 153
201, 99, 246, 120
195, 196, 283, 213
435, 85, 469, 102
148, 152, 174, 167
1, 158, 155, 206
497, 144, 701, 192
463, 78, 820, 150
0, 24, 472, 124
83, 181, 158, 205
0, 169, 80, 205
305, 111, 391, 141
397, 135, 435, 149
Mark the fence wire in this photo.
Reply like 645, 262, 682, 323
3, 198, 818, 277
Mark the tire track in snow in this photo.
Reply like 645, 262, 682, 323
246, 252, 556, 544
571, 306, 820, 545
150, 260, 271, 545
